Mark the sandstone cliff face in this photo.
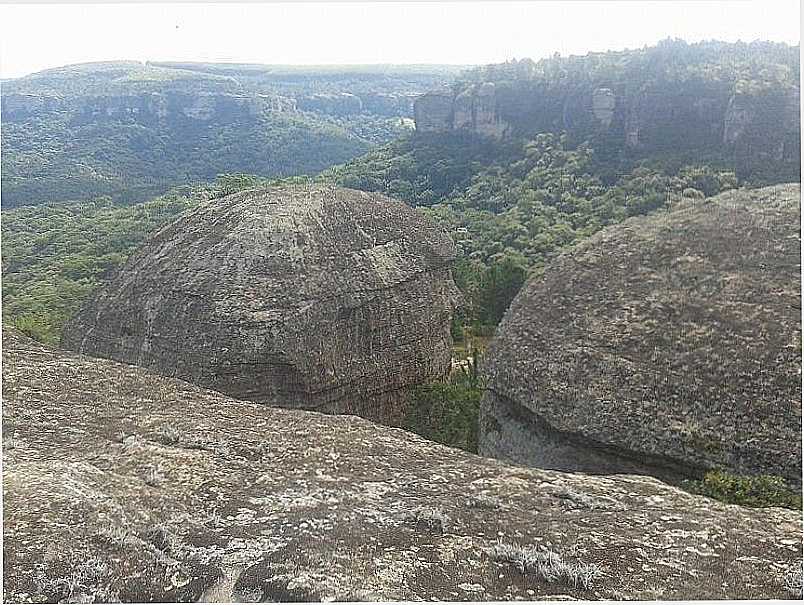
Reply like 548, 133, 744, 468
1, 91, 297, 124
480, 184, 802, 484
413, 81, 800, 180
590, 88, 616, 128
724, 88, 802, 180
453, 83, 507, 138
361, 92, 418, 117
61, 185, 458, 425
4, 329, 802, 602
413, 89, 454, 132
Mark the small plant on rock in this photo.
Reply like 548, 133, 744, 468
155, 424, 182, 446
487, 540, 602, 590
683, 470, 802, 510
406, 507, 450, 533
467, 494, 503, 510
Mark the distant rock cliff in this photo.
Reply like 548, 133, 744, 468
4, 328, 802, 602
1, 61, 461, 207
413, 43, 801, 182
61, 185, 458, 425
480, 183, 802, 484
0, 91, 297, 124
297, 92, 419, 117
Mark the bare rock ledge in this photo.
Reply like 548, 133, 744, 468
3, 329, 802, 602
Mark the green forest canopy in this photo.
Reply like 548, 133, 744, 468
3, 39, 800, 343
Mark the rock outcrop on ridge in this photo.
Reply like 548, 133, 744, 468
3, 329, 802, 602
61, 184, 458, 425
480, 184, 802, 485
412, 43, 801, 182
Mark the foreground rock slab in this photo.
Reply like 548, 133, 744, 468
481, 184, 802, 484
3, 329, 802, 602
61, 184, 458, 425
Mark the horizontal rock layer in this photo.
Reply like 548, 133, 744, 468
3, 329, 802, 601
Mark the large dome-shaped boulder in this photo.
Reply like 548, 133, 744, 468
480, 184, 802, 484
61, 184, 459, 424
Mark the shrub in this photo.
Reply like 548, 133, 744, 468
154, 424, 182, 446
8, 314, 59, 343
405, 507, 450, 533
403, 378, 481, 453
487, 540, 603, 590
683, 470, 802, 510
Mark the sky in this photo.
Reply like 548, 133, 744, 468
0, 0, 800, 79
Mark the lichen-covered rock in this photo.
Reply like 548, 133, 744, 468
480, 184, 802, 484
60, 184, 458, 425
4, 330, 802, 602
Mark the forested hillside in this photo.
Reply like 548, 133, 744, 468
2, 40, 801, 457
1, 62, 463, 207
4, 41, 800, 346
417, 39, 800, 183
1, 174, 274, 342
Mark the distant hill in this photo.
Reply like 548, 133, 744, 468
413, 39, 800, 183
1, 61, 466, 207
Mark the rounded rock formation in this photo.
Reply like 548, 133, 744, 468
61, 184, 459, 424
480, 183, 802, 484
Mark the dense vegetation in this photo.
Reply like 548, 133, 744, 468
461, 39, 799, 93
1, 174, 279, 343
328, 130, 740, 335
403, 348, 484, 453
683, 471, 802, 510
3, 111, 370, 207
1, 62, 459, 206
2, 41, 800, 461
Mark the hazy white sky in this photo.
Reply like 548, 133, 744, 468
0, 1, 800, 79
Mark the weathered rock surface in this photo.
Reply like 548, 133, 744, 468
4, 329, 802, 602
1, 91, 297, 124
453, 83, 506, 138
61, 185, 458, 425
480, 184, 802, 485
413, 88, 454, 132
